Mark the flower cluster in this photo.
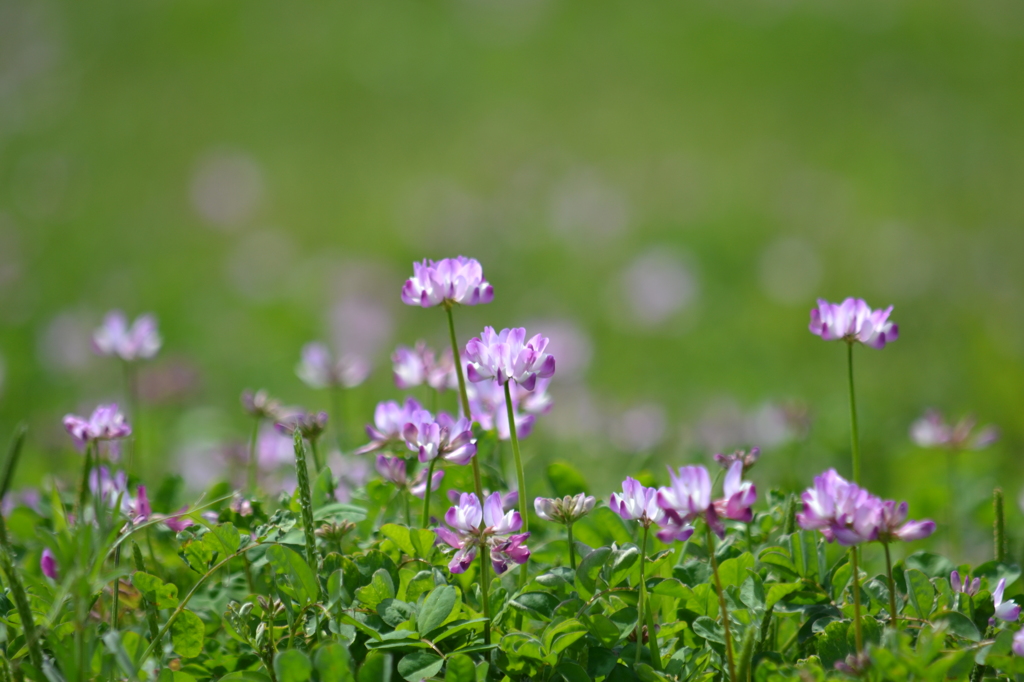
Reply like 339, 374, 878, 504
809, 298, 898, 349
797, 469, 935, 545
63, 404, 132, 451
465, 327, 555, 390
296, 342, 369, 390
354, 398, 425, 455
241, 389, 282, 420
436, 492, 530, 575
375, 455, 444, 499
275, 411, 329, 441
391, 341, 456, 391
466, 376, 551, 441
534, 493, 595, 526
401, 256, 494, 308
92, 310, 162, 362
910, 409, 999, 450
402, 411, 476, 465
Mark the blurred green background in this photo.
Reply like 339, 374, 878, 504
1, 0, 1022, 561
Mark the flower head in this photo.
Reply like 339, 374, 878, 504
713, 447, 760, 474
809, 298, 898, 349
275, 411, 329, 442
374, 454, 444, 499
92, 311, 162, 362
534, 493, 596, 525
467, 377, 536, 441
465, 327, 556, 390
354, 398, 426, 455
296, 342, 369, 390
241, 389, 281, 420
951, 570, 980, 597
448, 488, 518, 511
994, 578, 1021, 622
713, 461, 757, 524
402, 411, 476, 465
64, 404, 132, 452
610, 477, 665, 527
1013, 629, 1024, 657
40, 549, 58, 580
392, 341, 457, 392
874, 499, 935, 543
435, 492, 530, 575
796, 469, 880, 545
401, 256, 494, 308
910, 409, 999, 451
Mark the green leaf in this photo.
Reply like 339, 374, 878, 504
575, 546, 611, 599
815, 620, 851, 669
397, 652, 443, 682
765, 583, 801, 611
157, 671, 197, 682
417, 585, 457, 633
312, 467, 335, 508
904, 569, 936, 619
555, 660, 591, 682
381, 524, 436, 560
443, 653, 475, 682
267, 544, 320, 606
931, 610, 981, 642
101, 631, 137, 679
740, 574, 765, 614
543, 618, 588, 656
605, 545, 640, 588
207, 522, 242, 555
170, 609, 205, 658
359, 652, 394, 682
510, 591, 561, 621
904, 551, 954, 580
691, 616, 724, 644
315, 502, 369, 523
216, 674, 272, 682
132, 571, 179, 609
274, 650, 313, 682
547, 461, 589, 496
314, 643, 356, 682
355, 569, 397, 610
378, 599, 417, 628
758, 546, 799, 578
583, 613, 622, 648
717, 553, 755, 589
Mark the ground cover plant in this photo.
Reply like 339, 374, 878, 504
1, 256, 1023, 682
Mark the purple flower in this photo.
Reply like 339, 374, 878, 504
796, 469, 880, 545
296, 342, 369, 390
534, 493, 595, 525
465, 327, 556, 391
467, 378, 536, 441
447, 488, 518, 511
92, 311, 162, 362
401, 256, 494, 308
402, 411, 476, 465
610, 477, 666, 528
275, 411, 329, 441
354, 398, 426, 455
951, 570, 980, 597
88, 467, 129, 511
435, 492, 530, 575
809, 298, 898, 349
374, 454, 444, 499
1013, 629, 1024, 657
40, 548, 58, 580
713, 447, 760, 474
655, 463, 756, 540
874, 499, 935, 543
712, 461, 757, 525
241, 389, 281, 420
910, 409, 999, 451
409, 467, 445, 500
131, 485, 152, 524
392, 342, 457, 392
994, 578, 1021, 622
163, 508, 195, 532
63, 404, 132, 451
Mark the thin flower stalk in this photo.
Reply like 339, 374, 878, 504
706, 522, 737, 682
503, 380, 529, 581
446, 303, 486, 506
292, 431, 321, 587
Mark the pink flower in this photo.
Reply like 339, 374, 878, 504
40, 548, 58, 580
656, 462, 757, 540
63, 404, 132, 451
354, 398, 426, 455
951, 571, 980, 596
610, 477, 665, 527
467, 378, 536, 441
435, 492, 530, 575
392, 342, 458, 392
465, 327, 556, 391
809, 298, 898, 349
374, 454, 444, 499
994, 578, 1021, 622
401, 256, 494, 308
910, 409, 999, 451
1013, 629, 1024, 657
296, 342, 369, 390
92, 311, 162, 362
402, 411, 476, 465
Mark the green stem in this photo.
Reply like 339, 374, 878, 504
404, 492, 412, 526
421, 458, 438, 529
635, 524, 649, 665
883, 541, 898, 630
478, 544, 492, 646
994, 488, 1007, 563
123, 361, 139, 476
846, 341, 860, 483
292, 432, 321, 584
850, 547, 864, 652
445, 303, 485, 506
310, 437, 323, 475
707, 523, 737, 682
503, 381, 529, 590
248, 417, 261, 493
132, 541, 160, 641
78, 442, 94, 524
567, 522, 577, 570
112, 544, 122, 633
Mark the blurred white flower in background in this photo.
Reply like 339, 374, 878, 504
617, 248, 698, 328
190, 150, 264, 230
609, 402, 667, 453
523, 318, 592, 381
